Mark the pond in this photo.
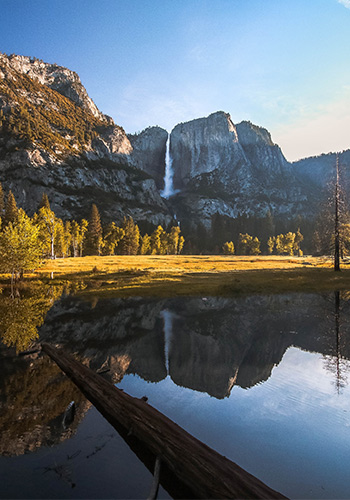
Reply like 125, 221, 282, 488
1, 288, 350, 499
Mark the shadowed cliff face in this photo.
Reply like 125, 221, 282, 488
128, 126, 168, 190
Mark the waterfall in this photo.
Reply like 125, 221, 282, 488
160, 133, 178, 199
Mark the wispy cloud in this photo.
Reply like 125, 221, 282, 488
338, 0, 350, 8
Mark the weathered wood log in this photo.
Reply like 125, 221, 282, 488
41, 342, 288, 499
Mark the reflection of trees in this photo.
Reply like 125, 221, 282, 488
0, 285, 63, 352
0, 354, 88, 456
323, 291, 350, 393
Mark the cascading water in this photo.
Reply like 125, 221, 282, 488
160, 133, 178, 199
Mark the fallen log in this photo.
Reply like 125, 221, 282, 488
41, 342, 288, 499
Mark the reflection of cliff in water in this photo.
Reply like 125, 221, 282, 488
2, 291, 350, 457
37, 292, 350, 399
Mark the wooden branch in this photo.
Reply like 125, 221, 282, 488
147, 455, 161, 500
42, 343, 288, 500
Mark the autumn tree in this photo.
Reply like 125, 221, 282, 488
275, 232, 295, 255
139, 233, 151, 255
37, 206, 61, 259
168, 226, 182, 255
293, 228, 304, 256
267, 236, 276, 254
222, 241, 235, 255
0, 209, 42, 294
103, 222, 125, 255
178, 235, 185, 254
237, 233, 261, 255
150, 225, 164, 254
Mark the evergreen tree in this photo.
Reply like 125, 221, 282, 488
120, 216, 140, 255
139, 233, 151, 255
38, 193, 50, 211
103, 222, 125, 255
86, 204, 103, 255
3, 190, 18, 227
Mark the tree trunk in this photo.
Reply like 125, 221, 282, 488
42, 343, 288, 500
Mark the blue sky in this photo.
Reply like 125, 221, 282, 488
1, 0, 350, 161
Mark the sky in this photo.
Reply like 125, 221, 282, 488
1, 0, 350, 161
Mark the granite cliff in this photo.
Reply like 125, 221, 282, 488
166, 112, 314, 231
1, 52, 349, 244
0, 52, 171, 226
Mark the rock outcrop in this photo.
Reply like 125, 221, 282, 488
0, 52, 171, 225
169, 112, 313, 228
3, 53, 106, 121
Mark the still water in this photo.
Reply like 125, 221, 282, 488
1, 289, 350, 499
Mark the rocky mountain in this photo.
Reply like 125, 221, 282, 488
167, 112, 315, 232
2, 51, 350, 248
0, 52, 171, 226
128, 126, 168, 190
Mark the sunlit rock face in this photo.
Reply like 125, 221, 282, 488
3, 53, 106, 120
169, 112, 314, 228
170, 111, 247, 189
0, 53, 172, 225
128, 126, 168, 190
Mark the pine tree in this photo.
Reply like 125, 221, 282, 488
38, 193, 50, 211
3, 190, 18, 227
139, 233, 151, 255
103, 222, 125, 255
86, 204, 103, 255
120, 216, 140, 255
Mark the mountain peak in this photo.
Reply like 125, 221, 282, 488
0, 52, 108, 122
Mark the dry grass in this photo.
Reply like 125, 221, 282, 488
9, 254, 347, 298
35, 254, 332, 276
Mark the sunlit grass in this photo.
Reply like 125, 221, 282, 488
6, 254, 345, 298
2, 255, 349, 297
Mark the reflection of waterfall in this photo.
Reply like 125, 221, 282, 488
160, 309, 174, 374
160, 134, 179, 199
